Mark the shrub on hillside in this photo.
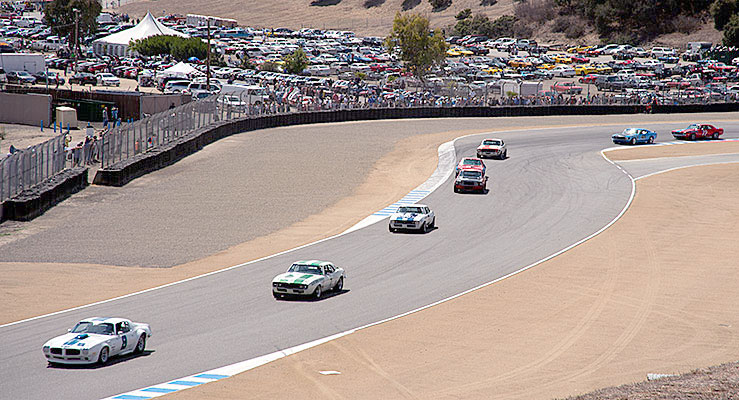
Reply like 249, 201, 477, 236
710, 0, 737, 30
723, 13, 739, 45
402, 0, 421, 10
480, 0, 497, 5
429, 0, 452, 12
364, 0, 385, 7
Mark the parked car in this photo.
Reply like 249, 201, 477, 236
42, 317, 151, 365
69, 72, 97, 85
7, 70, 36, 84
272, 260, 345, 299
95, 72, 120, 86
552, 81, 583, 94
612, 128, 657, 145
551, 65, 576, 78
388, 204, 436, 233
32, 71, 65, 85
671, 123, 723, 140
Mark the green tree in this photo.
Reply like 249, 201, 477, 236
283, 48, 309, 75
385, 12, 448, 85
456, 8, 472, 20
429, 0, 452, 11
260, 61, 280, 72
711, 0, 738, 30
43, 0, 101, 56
723, 13, 739, 45
129, 35, 209, 61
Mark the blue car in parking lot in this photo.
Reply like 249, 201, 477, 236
612, 128, 657, 145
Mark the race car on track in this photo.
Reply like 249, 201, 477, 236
455, 157, 486, 177
42, 317, 151, 365
612, 128, 657, 145
454, 167, 488, 193
671, 124, 723, 140
476, 138, 507, 159
388, 204, 435, 233
272, 260, 345, 299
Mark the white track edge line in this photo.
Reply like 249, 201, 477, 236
634, 160, 739, 181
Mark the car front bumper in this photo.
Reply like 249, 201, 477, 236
390, 220, 420, 229
44, 351, 98, 364
455, 182, 485, 191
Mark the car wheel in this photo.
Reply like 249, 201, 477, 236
98, 347, 109, 365
648, 136, 654, 144
690, 133, 696, 141
389, 225, 395, 233
477, 152, 482, 158
713, 132, 719, 140
134, 334, 146, 354
334, 277, 344, 292
630, 138, 636, 145
500, 151, 507, 159
454, 187, 459, 193
314, 285, 322, 299
430, 218, 435, 229
421, 222, 429, 233
273, 292, 282, 299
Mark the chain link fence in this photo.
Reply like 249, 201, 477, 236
0, 133, 67, 202
100, 92, 268, 168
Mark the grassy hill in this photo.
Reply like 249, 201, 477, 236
114, 0, 720, 47
115, 0, 515, 37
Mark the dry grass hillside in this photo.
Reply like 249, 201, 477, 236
116, 0, 514, 37
115, 0, 720, 46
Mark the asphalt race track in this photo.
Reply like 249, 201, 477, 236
2, 120, 739, 400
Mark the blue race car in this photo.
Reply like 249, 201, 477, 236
612, 128, 657, 145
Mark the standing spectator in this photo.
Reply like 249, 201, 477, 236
102, 106, 109, 128
111, 106, 118, 123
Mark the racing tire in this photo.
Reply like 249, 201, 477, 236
454, 187, 459, 193
389, 225, 396, 233
314, 285, 323, 299
477, 152, 482, 158
689, 133, 696, 141
98, 347, 110, 365
648, 136, 654, 144
500, 151, 507, 160
273, 292, 281, 299
430, 218, 435, 229
334, 277, 344, 292
421, 222, 429, 233
713, 132, 719, 140
630, 138, 636, 145
134, 334, 146, 354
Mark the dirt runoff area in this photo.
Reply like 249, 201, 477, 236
162, 159, 739, 399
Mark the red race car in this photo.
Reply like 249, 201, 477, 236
455, 157, 486, 177
671, 124, 724, 140
578, 74, 599, 84
454, 167, 487, 193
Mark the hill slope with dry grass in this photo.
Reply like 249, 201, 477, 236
115, 0, 720, 46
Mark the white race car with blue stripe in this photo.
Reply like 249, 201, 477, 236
42, 317, 151, 365
389, 204, 435, 233
272, 260, 345, 299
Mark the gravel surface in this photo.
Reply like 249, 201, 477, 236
563, 361, 739, 400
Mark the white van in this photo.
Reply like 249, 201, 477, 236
650, 47, 676, 58
187, 81, 221, 98
219, 84, 269, 105
163, 80, 191, 94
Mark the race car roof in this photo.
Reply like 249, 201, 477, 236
293, 260, 333, 266
79, 317, 128, 324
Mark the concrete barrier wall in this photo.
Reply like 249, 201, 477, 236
1, 167, 88, 222
0, 92, 52, 126
91, 102, 739, 187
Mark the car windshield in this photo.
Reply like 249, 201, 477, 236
462, 159, 482, 166
483, 140, 501, 145
71, 322, 114, 335
687, 124, 699, 129
461, 170, 482, 178
397, 206, 423, 213
622, 128, 639, 135
288, 264, 323, 274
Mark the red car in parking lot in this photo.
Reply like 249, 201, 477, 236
671, 124, 724, 140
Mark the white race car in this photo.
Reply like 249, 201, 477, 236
42, 317, 151, 365
388, 204, 435, 233
272, 260, 345, 299
476, 138, 507, 159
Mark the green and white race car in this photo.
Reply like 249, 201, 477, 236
272, 260, 345, 299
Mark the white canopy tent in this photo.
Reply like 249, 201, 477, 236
159, 61, 204, 78
93, 12, 189, 57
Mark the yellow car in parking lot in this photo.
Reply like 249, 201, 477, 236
509, 58, 533, 68
575, 64, 598, 75
552, 54, 573, 64
537, 63, 556, 70
567, 45, 595, 54
595, 64, 613, 74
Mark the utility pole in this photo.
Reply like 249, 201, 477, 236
73, 8, 80, 60
206, 17, 211, 90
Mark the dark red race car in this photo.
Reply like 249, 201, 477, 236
671, 123, 724, 140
